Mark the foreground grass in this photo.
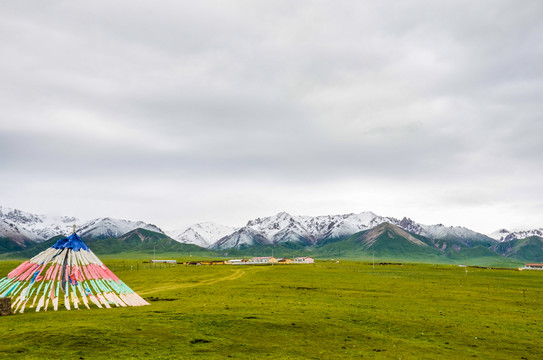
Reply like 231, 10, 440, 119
1, 260, 542, 359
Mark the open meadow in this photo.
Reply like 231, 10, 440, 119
1, 259, 542, 359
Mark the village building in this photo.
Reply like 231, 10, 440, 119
149, 259, 177, 264
293, 257, 315, 264
202, 260, 226, 265
523, 263, 543, 270
227, 259, 247, 265
248, 256, 278, 264
185, 260, 225, 265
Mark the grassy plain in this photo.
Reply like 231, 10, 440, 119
1, 260, 542, 359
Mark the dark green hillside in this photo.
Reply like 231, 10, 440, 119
0, 235, 63, 259
0, 236, 36, 253
443, 245, 505, 264
311, 223, 519, 265
85, 228, 217, 256
493, 236, 543, 262
315, 223, 442, 261
453, 245, 501, 258
431, 236, 496, 254
432, 236, 499, 258
1, 229, 217, 259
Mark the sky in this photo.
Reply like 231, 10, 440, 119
1, 1, 542, 233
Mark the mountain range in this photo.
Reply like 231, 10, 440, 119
209, 211, 493, 250
168, 222, 238, 248
0, 206, 164, 252
1, 205, 542, 263
488, 228, 543, 242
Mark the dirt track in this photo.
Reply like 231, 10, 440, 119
138, 266, 266, 295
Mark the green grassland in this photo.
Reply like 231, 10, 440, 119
1, 260, 542, 359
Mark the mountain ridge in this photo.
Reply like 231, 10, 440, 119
488, 228, 543, 242
1, 205, 541, 263
168, 222, 237, 248
210, 211, 496, 250
0, 206, 164, 248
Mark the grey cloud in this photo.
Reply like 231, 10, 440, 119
1, 1, 542, 229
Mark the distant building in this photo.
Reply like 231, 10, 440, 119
293, 257, 314, 264
227, 259, 247, 265
150, 260, 177, 264
523, 263, 543, 270
248, 256, 278, 264
201, 260, 226, 265
185, 260, 225, 265
277, 258, 292, 264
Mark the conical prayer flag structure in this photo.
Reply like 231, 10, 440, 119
0, 230, 149, 313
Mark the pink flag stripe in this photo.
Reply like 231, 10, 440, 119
44, 264, 56, 281
50, 264, 59, 282
22, 264, 42, 281
8, 261, 32, 278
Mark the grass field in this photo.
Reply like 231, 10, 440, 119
1, 260, 542, 359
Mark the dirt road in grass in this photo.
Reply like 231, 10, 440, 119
138, 266, 267, 295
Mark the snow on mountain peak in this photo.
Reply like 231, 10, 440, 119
217, 226, 272, 249
78, 217, 164, 239
209, 211, 496, 250
488, 228, 543, 242
167, 222, 238, 248
0, 205, 514, 252
0, 206, 164, 243
212, 211, 393, 249
0, 205, 80, 241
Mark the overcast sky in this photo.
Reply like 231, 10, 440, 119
1, 1, 542, 233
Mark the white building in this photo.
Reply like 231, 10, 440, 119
227, 259, 247, 265
523, 263, 543, 270
247, 256, 278, 264
293, 257, 314, 264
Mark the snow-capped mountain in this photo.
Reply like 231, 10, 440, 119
210, 227, 270, 250
77, 218, 164, 239
0, 219, 37, 247
488, 228, 543, 242
210, 211, 495, 250
167, 222, 238, 248
0, 206, 78, 242
0, 206, 163, 243
396, 217, 492, 243
242, 211, 387, 244
0, 205, 504, 253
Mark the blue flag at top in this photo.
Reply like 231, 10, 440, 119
52, 233, 89, 252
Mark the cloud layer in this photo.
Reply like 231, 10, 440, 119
1, 1, 542, 232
